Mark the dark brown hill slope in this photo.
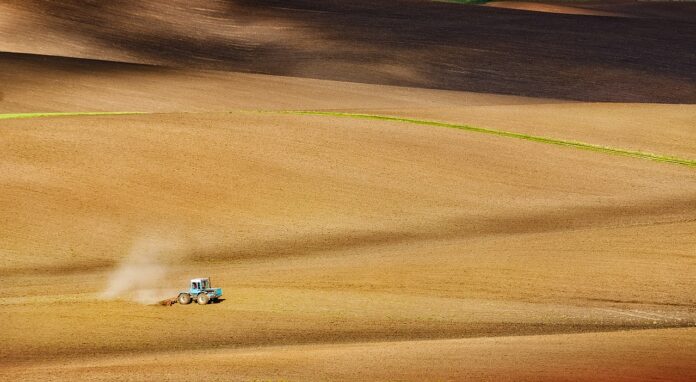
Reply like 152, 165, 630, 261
1, 0, 695, 103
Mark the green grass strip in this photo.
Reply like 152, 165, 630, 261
0, 111, 146, 120
279, 111, 696, 168
3, 109, 693, 168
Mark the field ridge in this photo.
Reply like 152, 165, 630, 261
281, 111, 696, 168
3, 110, 695, 168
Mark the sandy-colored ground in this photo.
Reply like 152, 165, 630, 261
2, 56, 696, 380
2, 53, 695, 160
6, 328, 696, 381
485, 2, 628, 17
2, 1, 696, 380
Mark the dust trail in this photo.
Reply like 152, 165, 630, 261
100, 233, 182, 304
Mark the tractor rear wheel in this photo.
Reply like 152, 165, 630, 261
196, 293, 210, 305
178, 293, 192, 305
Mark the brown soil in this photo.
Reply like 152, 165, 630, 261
0, 0, 695, 102
7, 329, 696, 381
485, 2, 629, 17
2, 73, 696, 379
1, 2, 696, 381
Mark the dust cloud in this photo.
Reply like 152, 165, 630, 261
100, 233, 183, 304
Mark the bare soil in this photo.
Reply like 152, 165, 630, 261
1, 2, 695, 381
0, 0, 695, 102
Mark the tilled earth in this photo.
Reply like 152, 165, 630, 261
1, 1, 696, 380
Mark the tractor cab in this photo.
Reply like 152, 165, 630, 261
190, 278, 210, 293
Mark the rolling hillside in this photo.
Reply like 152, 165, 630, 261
1, 0, 695, 102
1, 1, 695, 381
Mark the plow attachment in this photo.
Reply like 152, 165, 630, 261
157, 297, 178, 306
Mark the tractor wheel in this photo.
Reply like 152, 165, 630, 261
178, 293, 192, 305
196, 293, 210, 305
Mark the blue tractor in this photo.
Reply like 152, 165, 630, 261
177, 277, 223, 305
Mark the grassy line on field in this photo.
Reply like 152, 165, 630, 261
278, 111, 696, 168
0, 112, 145, 120
2, 110, 694, 168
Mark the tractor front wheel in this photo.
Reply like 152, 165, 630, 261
178, 293, 192, 305
196, 293, 210, 305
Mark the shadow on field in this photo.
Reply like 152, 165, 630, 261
5, 0, 696, 102
191, 195, 696, 263
5, 194, 693, 277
